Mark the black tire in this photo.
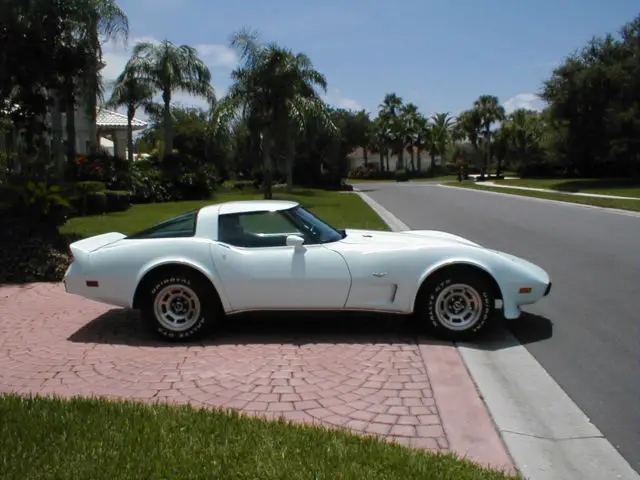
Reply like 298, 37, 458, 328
416, 269, 496, 341
139, 270, 218, 342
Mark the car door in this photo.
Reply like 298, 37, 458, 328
209, 210, 352, 311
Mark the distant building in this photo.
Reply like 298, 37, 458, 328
347, 147, 440, 172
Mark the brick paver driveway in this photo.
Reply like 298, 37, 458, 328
0, 283, 513, 471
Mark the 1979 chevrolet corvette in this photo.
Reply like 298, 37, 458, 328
64, 199, 551, 342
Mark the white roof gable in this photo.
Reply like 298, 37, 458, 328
96, 109, 147, 129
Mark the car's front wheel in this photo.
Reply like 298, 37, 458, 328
140, 271, 217, 341
417, 269, 497, 341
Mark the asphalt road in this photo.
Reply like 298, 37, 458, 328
355, 181, 640, 473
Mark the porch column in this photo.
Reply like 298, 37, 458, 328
113, 130, 127, 159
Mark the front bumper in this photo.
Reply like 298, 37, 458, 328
544, 282, 552, 296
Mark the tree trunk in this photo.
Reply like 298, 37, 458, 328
409, 147, 415, 171
397, 145, 404, 170
50, 91, 64, 178
162, 90, 172, 157
417, 149, 422, 172
385, 150, 390, 171
127, 106, 135, 163
285, 137, 294, 193
363, 148, 368, 167
262, 130, 273, 199
64, 77, 77, 169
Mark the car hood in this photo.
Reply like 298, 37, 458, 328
341, 229, 482, 248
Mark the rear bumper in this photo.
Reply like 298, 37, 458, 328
544, 282, 552, 296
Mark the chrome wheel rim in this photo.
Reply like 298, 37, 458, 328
434, 283, 483, 331
153, 284, 201, 332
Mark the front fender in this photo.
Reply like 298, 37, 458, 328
414, 257, 507, 308
132, 257, 231, 312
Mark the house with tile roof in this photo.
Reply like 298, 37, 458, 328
96, 109, 148, 159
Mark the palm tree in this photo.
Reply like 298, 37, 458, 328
127, 40, 215, 156
377, 93, 405, 170
414, 114, 430, 173
453, 109, 482, 170
430, 112, 456, 171
472, 95, 505, 178
83, 0, 129, 151
224, 29, 335, 197
48, 0, 128, 166
105, 63, 155, 162
401, 103, 420, 171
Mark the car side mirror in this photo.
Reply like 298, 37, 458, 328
286, 234, 305, 249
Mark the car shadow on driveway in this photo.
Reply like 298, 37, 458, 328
66, 308, 553, 349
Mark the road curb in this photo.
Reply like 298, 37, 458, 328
355, 190, 640, 480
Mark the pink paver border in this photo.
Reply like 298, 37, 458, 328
420, 343, 515, 473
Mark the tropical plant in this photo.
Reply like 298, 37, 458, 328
105, 64, 155, 162
127, 40, 215, 155
224, 28, 335, 197
430, 112, 456, 169
472, 95, 506, 178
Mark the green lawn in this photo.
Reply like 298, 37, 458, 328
60, 188, 390, 239
449, 183, 640, 212
493, 177, 640, 198
0, 394, 518, 480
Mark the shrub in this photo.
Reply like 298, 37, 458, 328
395, 169, 409, 182
70, 151, 130, 189
0, 218, 71, 284
161, 153, 219, 201
104, 190, 131, 212
129, 159, 171, 204
85, 192, 107, 214
0, 182, 73, 284
0, 181, 72, 228
348, 165, 395, 180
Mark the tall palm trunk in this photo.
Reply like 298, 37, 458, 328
262, 129, 273, 199
87, 16, 100, 152
162, 89, 173, 157
63, 77, 77, 169
126, 105, 135, 163
50, 90, 64, 178
363, 148, 368, 167
409, 147, 415, 171
417, 148, 422, 172
285, 136, 295, 193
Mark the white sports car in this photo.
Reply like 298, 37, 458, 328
64, 200, 551, 342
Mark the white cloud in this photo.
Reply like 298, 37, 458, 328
503, 93, 546, 114
323, 88, 363, 111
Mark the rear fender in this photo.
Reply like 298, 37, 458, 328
132, 257, 231, 312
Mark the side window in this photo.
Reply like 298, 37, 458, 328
128, 211, 198, 239
218, 211, 305, 248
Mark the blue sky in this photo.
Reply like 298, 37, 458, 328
102, 0, 640, 118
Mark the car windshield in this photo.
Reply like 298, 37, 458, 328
285, 206, 345, 244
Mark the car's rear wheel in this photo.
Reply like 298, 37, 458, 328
140, 270, 217, 341
417, 268, 496, 341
